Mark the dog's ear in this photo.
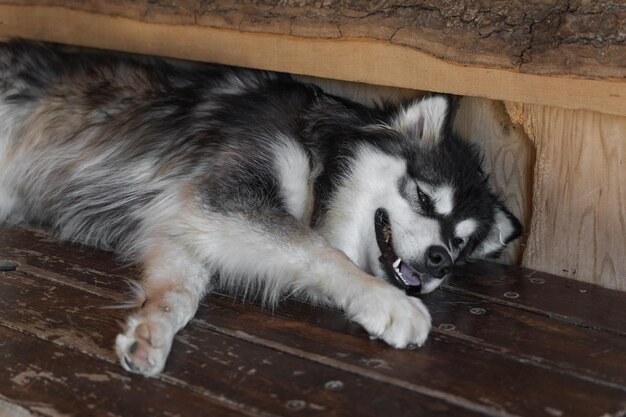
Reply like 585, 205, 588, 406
473, 203, 523, 260
391, 95, 454, 146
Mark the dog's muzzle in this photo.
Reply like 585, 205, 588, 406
374, 208, 453, 296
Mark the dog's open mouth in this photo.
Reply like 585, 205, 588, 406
374, 208, 423, 295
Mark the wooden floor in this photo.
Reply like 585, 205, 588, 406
1, 227, 625, 417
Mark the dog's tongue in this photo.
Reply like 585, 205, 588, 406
400, 262, 422, 286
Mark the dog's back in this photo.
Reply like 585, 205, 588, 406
0, 41, 318, 252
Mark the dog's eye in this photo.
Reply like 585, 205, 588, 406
452, 237, 464, 248
417, 188, 431, 210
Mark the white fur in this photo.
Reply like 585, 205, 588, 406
474, 208, 516, 258
211, 73, 256, 96
114, 192, 432, 370
393, 96, 448, 145
317, 146, 446, 280
273, 136, 316, 223
172, 208, 431, 349
318, 146, 407, 268
420, 278, 444, 294
425, 184, 454, 216
455, 219, 477, 241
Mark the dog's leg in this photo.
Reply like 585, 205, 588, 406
290, 243, 432, 349
115, 238, 210, 377
116, 209, 430, 376
185, 212, 431, 349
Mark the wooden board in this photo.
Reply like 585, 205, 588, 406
444, 261, 626, 336
2, 270, 472, 417
0, 3, 624, 116
2, 227, 626, 416
1, 0, 624, 79
0, 330, 245, 417
506, 103, 626, 291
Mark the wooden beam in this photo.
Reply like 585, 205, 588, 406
506, 103, 626, 291
0, 3, 624, 116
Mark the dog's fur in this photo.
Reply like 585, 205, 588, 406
0, 40, 521, 376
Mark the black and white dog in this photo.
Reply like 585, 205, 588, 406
0, 41, 521, 376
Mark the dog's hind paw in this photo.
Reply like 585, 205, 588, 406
349, 286, 431, 348
115, 316, 173, 377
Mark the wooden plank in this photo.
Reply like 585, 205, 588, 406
0, 269, 481, 417
0, 226, 134, 296
194, 299, 626, 417
505, 103, 626, 291
446, 261, 626, 336
1, 1, 623, 79
0, 4, 624, 116
5, 272, 626, 417
424, 289, 626, 389
194, 290, 626, 392
3, 229, 626, 416
0, 329, 246, 417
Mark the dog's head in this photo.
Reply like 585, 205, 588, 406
358, 95, 522, 294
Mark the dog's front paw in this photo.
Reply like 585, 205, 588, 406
115, 315, 173, 377
349, 286, 431, 348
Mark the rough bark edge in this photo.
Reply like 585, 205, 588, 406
0, 4, 625, 116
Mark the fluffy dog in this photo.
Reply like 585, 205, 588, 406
0, 40, 521, 376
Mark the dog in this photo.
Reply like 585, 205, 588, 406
0, 40, 522, 376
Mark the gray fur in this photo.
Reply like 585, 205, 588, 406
0, 40, 521, 376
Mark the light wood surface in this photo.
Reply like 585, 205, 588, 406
506, 103, 626, 291
1, 0, 624, 79
0, 3, 624, 116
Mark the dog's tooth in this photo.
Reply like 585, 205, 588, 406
393, 258, 401, 268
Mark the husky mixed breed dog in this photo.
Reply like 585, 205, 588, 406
0, 40, 521, 376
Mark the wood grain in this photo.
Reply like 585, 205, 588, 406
0, 329, 246, 417
506, 104, 626, 290
3, 227, 626, 416
446, 261, 626, 336
0, 3, 624, 116
195, 303, 626, 417
2, 269, 624, 417
0, 269, 480, 417
1, 0, 624, 78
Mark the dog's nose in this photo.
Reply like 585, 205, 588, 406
425, 245, 453, 278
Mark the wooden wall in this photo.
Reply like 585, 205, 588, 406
506, 103, 626, 290
458, 99, 626, 291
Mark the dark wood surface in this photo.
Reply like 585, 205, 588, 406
1, 226, 625, 417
